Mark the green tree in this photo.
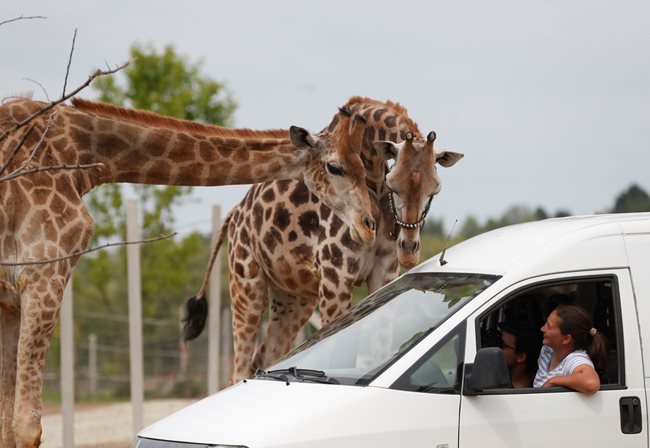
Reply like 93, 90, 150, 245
611, 184, 650, 213
89, 43, 236, 241
94, 43, 235, 125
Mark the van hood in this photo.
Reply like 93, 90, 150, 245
137, 379, 457, 447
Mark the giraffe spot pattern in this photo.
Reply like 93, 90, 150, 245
290, 243, 313, 262
373, 108, 388, 122
341, 228, 362, 251
261, 187, 275, 203
322, 286, 335, 300
276, 179, 292, 194
323, 267, 340, 287
347, 257, 360, 275
319, 203, 331, 221
329, 244, 343, 269
233, 262, 246, 278
239, 226, 250, 246
298, 211, 320, 237
273, 203, 291, 231
321, 244, 331, 261
252, 203, 264, 234
289, 182, 310, 206
329, 214, 344, 238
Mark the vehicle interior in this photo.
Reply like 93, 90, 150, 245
478, 276, 622, 388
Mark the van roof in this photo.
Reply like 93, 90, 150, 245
415, 212, 650, 278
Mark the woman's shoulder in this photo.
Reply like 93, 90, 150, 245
565, 349, 594, 371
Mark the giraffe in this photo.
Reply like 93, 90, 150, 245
182, 96, 464, 383
0, 97, 376, 448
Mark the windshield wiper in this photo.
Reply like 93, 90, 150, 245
263, 367, 340, 384
254, 370, 290, 385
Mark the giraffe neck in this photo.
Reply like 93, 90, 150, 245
61, 103, 308, 190
354, 100, 421, 208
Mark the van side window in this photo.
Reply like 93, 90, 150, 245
477, 276, 623, 389
392, 323, 465, 394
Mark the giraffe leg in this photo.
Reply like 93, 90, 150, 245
12, 243, 83, 448
13, 274, 68, 448
1, 308, 20, 447
254, 289, 316, 371
229, 267, 268, 384
318, 273, 355, 326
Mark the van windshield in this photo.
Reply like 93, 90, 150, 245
266, 273, 497, 386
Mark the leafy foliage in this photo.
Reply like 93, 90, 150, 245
611, 184, 650, 213
88, 43, 236, 241
94, 43, 236, 125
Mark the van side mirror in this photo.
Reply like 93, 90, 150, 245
463, 347, 512, 395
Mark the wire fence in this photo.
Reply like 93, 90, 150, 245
44, 308, 233, 403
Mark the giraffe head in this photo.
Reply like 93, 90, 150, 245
374, 131, 463, 268
289, 107, 376, 245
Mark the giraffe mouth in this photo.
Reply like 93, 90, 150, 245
396, 246, 420, 269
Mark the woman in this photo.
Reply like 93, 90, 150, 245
534, 304, 607, 394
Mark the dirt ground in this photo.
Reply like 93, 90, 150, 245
40, 399, 196, 448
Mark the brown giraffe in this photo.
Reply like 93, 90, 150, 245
183, 96, 464, 383
0, 97, 376, 448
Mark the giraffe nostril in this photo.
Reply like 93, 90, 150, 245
363, 217, 376, 231
399, 239, 419, 253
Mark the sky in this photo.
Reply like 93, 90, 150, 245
2, 0, 649, 236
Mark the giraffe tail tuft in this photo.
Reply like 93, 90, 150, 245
182, 207, 234, 342
181, 294, 208, 341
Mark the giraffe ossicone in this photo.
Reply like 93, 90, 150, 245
0, 97, 375, 448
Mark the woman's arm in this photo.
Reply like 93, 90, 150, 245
542, 364, 600, 394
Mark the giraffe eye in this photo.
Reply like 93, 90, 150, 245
326, 162, 345, 176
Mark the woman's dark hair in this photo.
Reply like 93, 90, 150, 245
555, 304, 608, 374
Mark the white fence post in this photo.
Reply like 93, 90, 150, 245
208, 204, 222, 394
88, 333, 97, 397
127, 200, 144, 435
61, 280, 74, 448
221, 309, 232, 384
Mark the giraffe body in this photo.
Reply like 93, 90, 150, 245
184, 97, 464, 383
0, 98, 375, 447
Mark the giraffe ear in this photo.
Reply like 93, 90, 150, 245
435, 150, 464, 168
289, 126, 318, 151
372, 141, 399, 160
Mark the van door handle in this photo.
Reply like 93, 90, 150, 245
620, 396, 642, 434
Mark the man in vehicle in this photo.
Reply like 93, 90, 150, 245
499, 321, 543, 388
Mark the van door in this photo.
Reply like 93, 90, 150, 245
458, 270, 646, 447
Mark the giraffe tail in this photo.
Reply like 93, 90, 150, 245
181, 208, 235, 341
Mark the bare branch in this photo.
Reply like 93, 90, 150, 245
0, 112, 55, 177
0, 232, 177, 267
21, 78, 51, 102
0, 15, 46, 27
62, 28, 78, 97
0, 162, 104, 183
0, 60, 130, 144
0, 125, 35, 175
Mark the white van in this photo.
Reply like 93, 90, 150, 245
133, 213, 650, 448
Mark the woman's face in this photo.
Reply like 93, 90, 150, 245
541, 310, 565, 348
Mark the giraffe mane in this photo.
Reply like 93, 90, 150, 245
2, 92, 35, 104
70, 98, 288, 139
345, 96, 422, 134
